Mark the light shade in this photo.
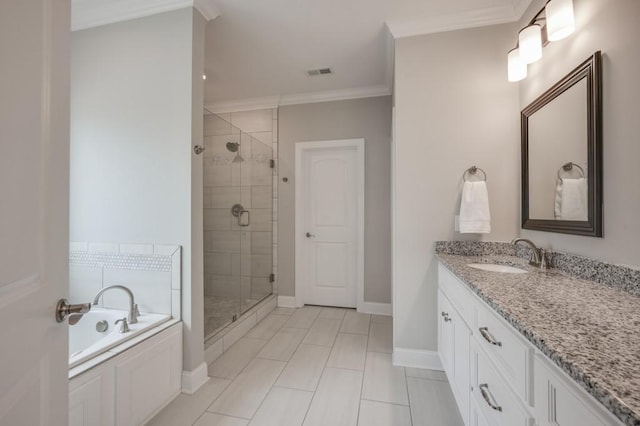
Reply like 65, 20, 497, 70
519, 24, 543, 64
546, 0, 575, 41
507, 48, 527, 82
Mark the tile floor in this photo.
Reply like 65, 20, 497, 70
148, 306, 463, 426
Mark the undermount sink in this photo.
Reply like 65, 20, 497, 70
467, 263, 528, 274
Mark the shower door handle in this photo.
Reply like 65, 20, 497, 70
239, 210, 250, 227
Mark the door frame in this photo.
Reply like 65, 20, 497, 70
294, 138, 365, 310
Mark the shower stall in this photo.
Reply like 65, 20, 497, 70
202, 112, 275, 340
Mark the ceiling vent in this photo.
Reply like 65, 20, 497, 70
307, 67, 333, 77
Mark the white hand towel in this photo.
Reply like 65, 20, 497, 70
555, 178, 587, 220
459, 181, 491, 233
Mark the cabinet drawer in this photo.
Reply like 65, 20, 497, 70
475, 300, 532, 404
439, 264, 473, 326
471, 341, 533, 426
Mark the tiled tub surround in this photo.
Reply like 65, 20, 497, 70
435, 242, 640, 425
69, 242, 181, 321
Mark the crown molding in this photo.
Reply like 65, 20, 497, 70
386, 1, 533, 39
204, 85, 392, 113
72, 0, 220, 31
205, 96, 281, 114
280, 85, 391, 106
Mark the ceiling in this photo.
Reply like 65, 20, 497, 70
204, 0, 530, 110
72, 0, 532, 110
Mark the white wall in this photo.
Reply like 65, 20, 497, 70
70, 8, 205, 373
392, 24, 520, 361
278, 97, 393, 304
519, 0, 640, 267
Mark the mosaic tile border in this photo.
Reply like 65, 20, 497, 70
69, 251, 172, 272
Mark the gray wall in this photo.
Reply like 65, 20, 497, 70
70, 8, 206, 372
519, 0, 640, 266
393, 24, 520, 353
278, 96, 393, 304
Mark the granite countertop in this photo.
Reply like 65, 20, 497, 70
437, 253, 640, 426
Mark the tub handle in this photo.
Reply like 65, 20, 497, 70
115, 317, 130, 333
56, 299, 91, 324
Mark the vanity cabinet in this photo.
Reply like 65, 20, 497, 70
438, 276, 472, 425
437, 263, 624, 426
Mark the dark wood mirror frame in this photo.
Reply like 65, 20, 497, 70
521, 51, 603, 237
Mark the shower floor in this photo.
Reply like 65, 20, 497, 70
204, 295, 260, 339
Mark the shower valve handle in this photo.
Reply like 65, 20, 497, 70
306, 232, 315, 238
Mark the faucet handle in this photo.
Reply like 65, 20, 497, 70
539, 249, 550, 269
115, 317, 130, 333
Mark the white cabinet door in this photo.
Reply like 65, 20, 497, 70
438, 290, 455, 378
0, 1, 70, 425
438, 289, 470, 425
69, 365, 115, 426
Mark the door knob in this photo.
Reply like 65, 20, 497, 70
306, 232, 315, 238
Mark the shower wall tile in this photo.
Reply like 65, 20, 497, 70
230, 109, 272, 133
204, 209, 233, 231
204, 113, 232, 136
204, 231, 213, 251
241, 231, 252, 255
203, 187, 212, 209
252, 186, 271, 209
211, 231, 241, 253
210, 187, 241, 208
251, 209, 272, 231
205, 253, 233, 276
251, 232, 271, 255
251, 254, 272, 277
241, 186, 252, 208
204, 164, 233, 187
250, 131, 272, 146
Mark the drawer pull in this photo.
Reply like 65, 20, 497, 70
479, 383, 502, 412
441, 312, 452, 322
479, 327, 502, 347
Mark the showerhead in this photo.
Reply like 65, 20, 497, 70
225, 142, 244, 162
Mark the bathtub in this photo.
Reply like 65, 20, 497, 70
69, 307, 171, 369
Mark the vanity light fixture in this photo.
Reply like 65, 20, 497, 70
507, 0, 575, 81
508, 48, 527, 82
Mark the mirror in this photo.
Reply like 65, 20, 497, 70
521, 51, 603, 237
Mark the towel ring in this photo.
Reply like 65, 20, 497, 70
557, 162, 585, 180
463, 166, 487, 182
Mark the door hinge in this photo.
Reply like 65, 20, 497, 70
269, 273, 275, 283
269, 159, 275, 169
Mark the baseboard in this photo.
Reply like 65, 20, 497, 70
277, 296, 300, 308
181, 362, 209, 395
392, 348, 443, 371
358, 301, 392, 316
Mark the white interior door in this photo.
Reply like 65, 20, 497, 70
0, 1, 70, 425
296, 140, 364, 308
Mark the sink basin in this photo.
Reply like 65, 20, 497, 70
467, 263, 528, 274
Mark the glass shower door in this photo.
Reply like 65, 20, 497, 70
203, 112, 273, 340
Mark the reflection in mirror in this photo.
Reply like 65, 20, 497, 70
528, 79, 587, 220
521, 51, 602, 237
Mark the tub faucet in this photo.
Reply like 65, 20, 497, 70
93, 285, 139, 324
511, 238, 548, 269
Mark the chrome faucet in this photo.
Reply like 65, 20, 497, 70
93, 285, 139, 324
511, 238, 548, 269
